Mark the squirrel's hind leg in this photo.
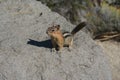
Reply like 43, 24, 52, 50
51, 40, 57, 52
68, 38, 73, 52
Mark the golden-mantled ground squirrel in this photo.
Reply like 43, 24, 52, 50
46, 22, 86, 52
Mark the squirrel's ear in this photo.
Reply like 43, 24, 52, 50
57, 25, 60, 30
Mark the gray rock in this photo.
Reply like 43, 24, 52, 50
0, 0, 112, 80
97, 41, 120, 80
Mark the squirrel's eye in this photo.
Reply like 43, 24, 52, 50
52, 29, 55, 32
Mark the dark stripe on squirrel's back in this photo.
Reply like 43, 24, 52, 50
63, 32, 72, 38
71, 22, 86, 35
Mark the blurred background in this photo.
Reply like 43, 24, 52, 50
38, 0, 120, 41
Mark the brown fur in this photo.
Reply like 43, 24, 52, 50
46, 22, 86, 51
46, 25, 64, 51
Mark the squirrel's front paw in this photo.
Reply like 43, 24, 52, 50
51, 48, 56, 52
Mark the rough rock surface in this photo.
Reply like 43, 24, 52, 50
0, 0, 112, 80
97, 41, 120, 80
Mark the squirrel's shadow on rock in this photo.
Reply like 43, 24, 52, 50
27, 39, 52, 49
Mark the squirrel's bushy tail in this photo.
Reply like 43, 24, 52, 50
71, 22, 87, 35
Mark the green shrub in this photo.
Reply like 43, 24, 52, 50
86, 1, 120, 35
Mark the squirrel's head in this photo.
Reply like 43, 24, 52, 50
46, 25, 60, 37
